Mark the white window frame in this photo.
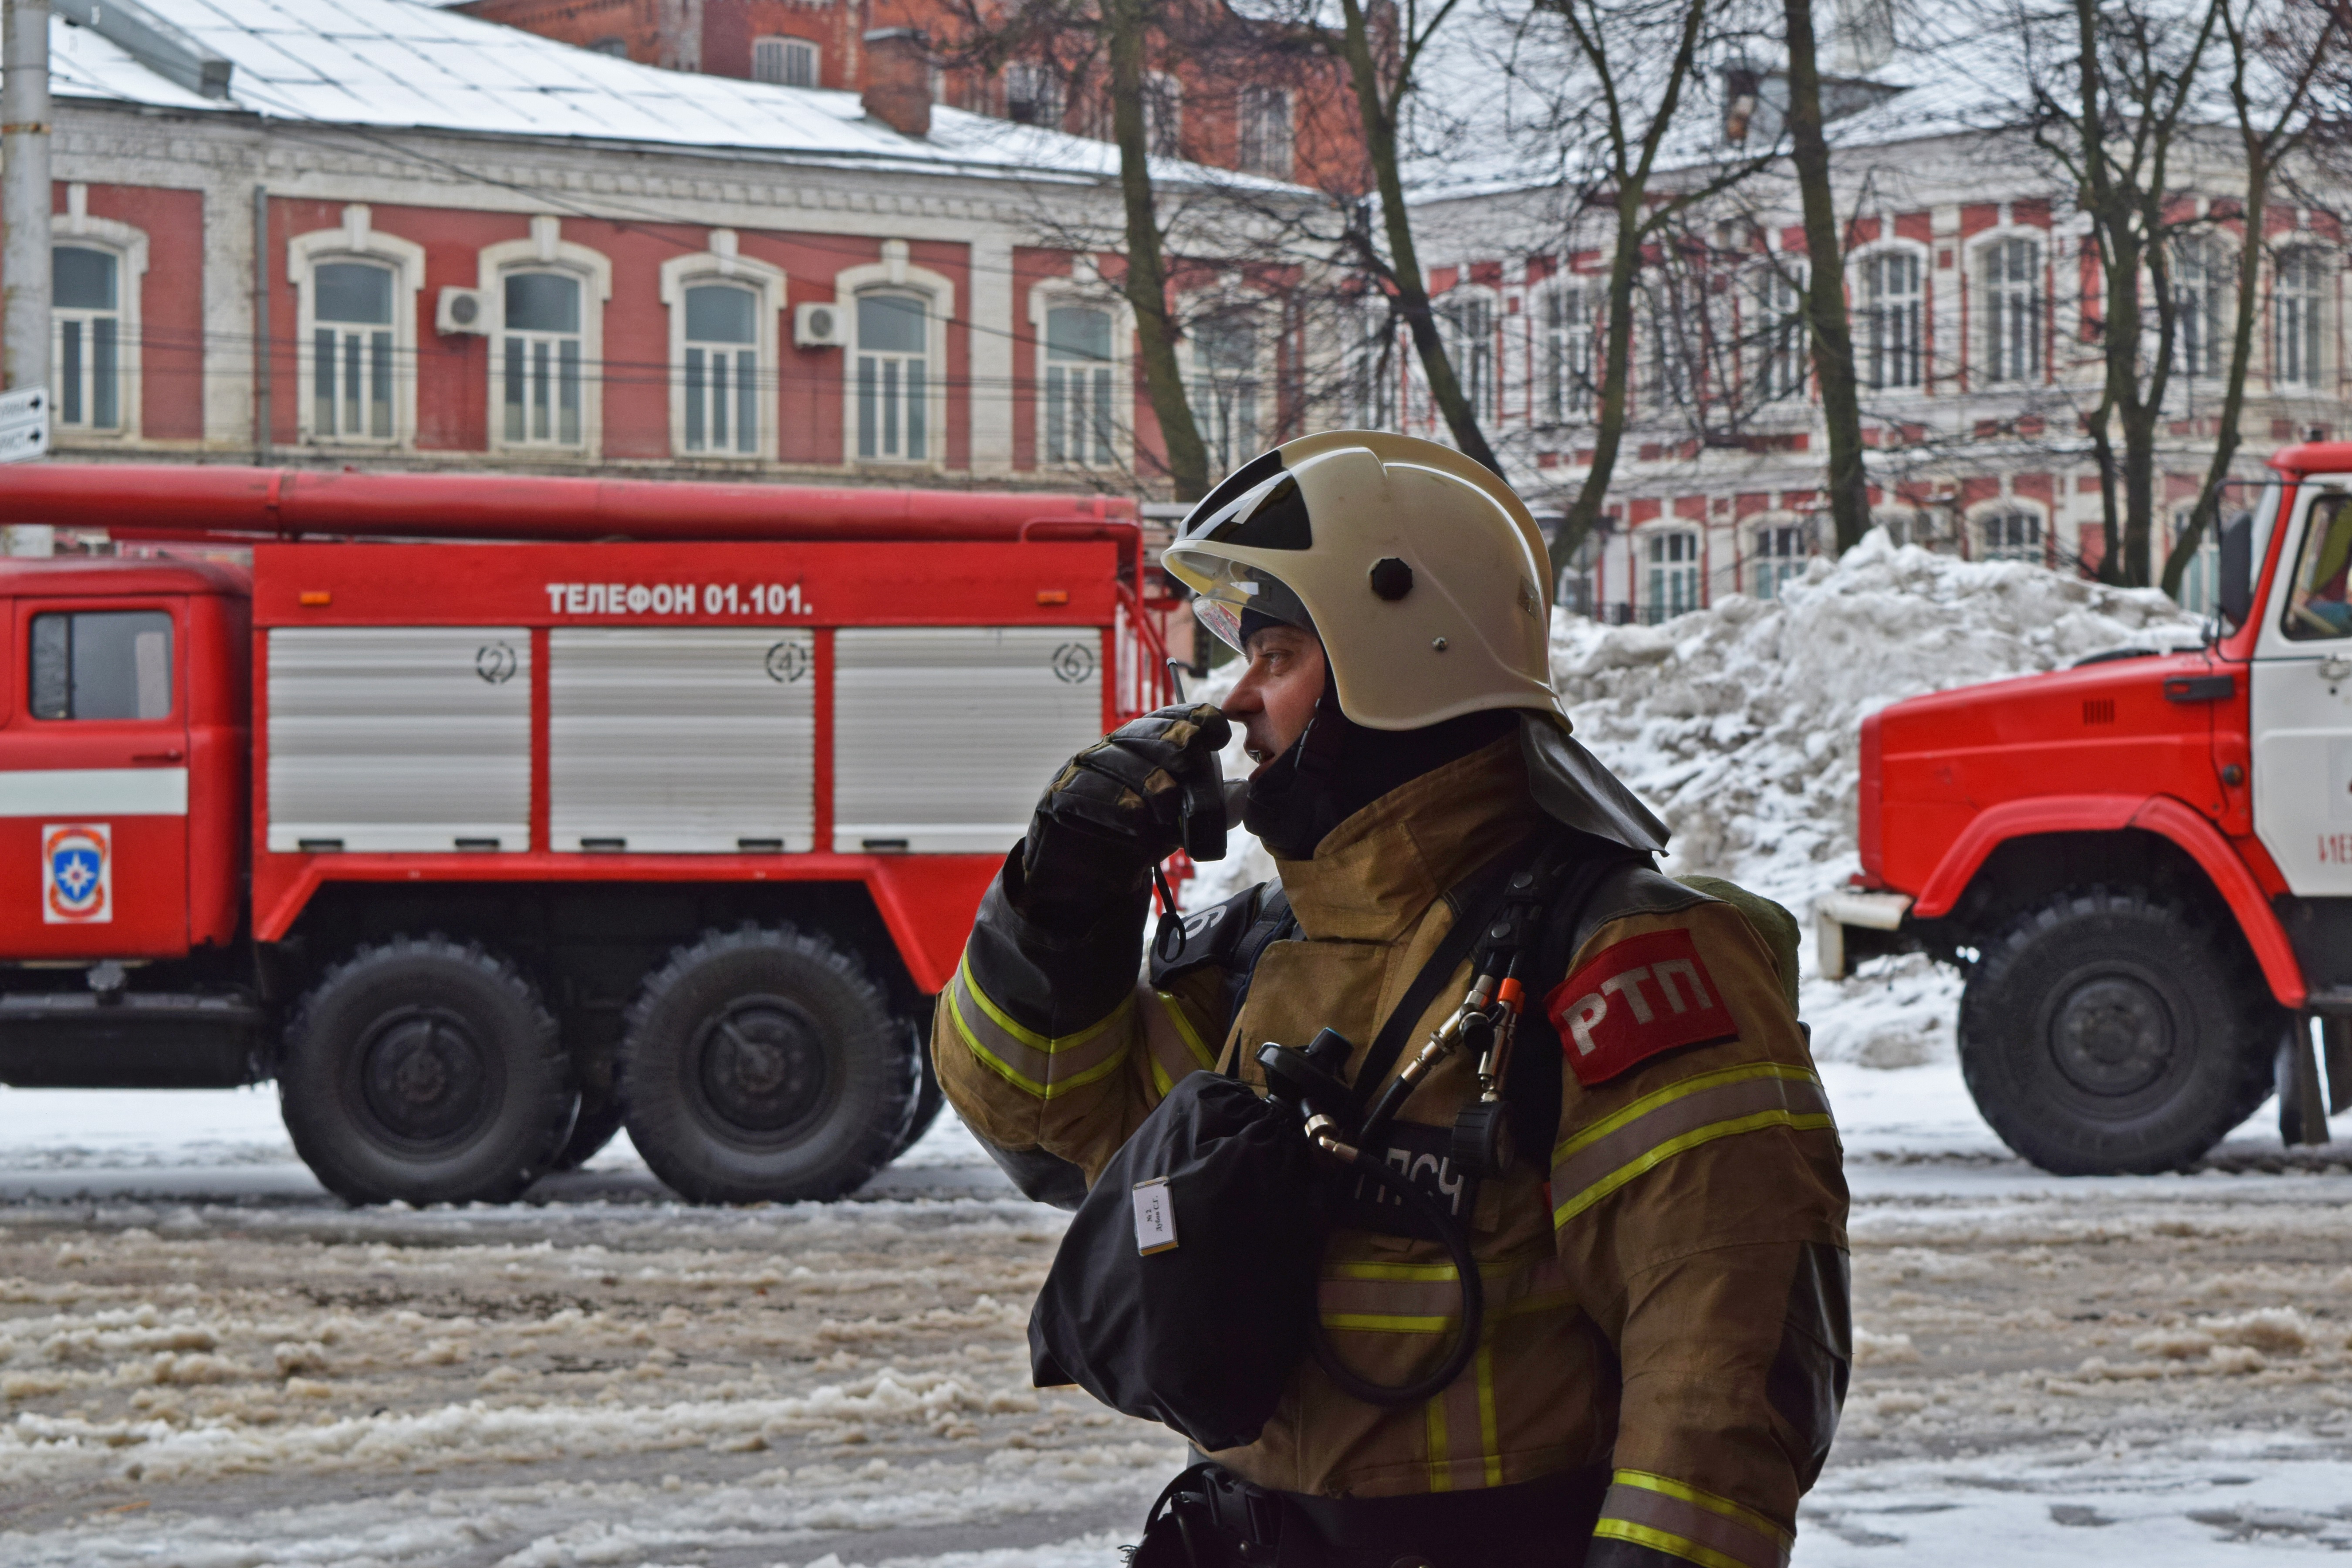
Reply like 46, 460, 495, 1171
1751, 264, 1808, 403
1145, 71, 1183, 156
1643, 528, 1701, 623
1752, 517, 1811, 599
1349, 308, 1400, 431
1859, 243, 1925, 392
1238, 85, 1293, 179
753, 35, 818, 86
2171, 233, 2227, 382
1029, 274, 1132, 472
1184, 294, 1273, 476
289, 205, 424, 449
1978, 230, 2044, 385
1976, 506, 2044, 564
2275, 246, 2326, 390
659, 230, 786, 462
1437, 285, 1500, 422
50, 188, 145, 443
835, 240, 955, 470
1539, 279, 1594, 423
480, 216, 612, 457
1005, 60, 1063, 128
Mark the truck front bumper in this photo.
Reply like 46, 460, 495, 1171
1815, 890, 1915, 980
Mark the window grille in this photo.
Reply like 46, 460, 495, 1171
1865, 251, 1921, 389
1983, 237, 2042, 383
1645, 531, 1700, 623
2276, 249, 2325, 389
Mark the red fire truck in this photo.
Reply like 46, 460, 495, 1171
0, 465, 1170, 1206
1821, 440, 2352, 1175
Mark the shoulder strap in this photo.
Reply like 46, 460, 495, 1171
1348, 838, 1541, 1109
1217, 885, 1298, 1065
1504, 837, 1656, 1159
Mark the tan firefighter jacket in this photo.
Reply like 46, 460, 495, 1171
935, 734, 1850, 1568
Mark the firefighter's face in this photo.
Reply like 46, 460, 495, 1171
1225, 624, 1326, 771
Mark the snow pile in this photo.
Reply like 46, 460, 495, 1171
1551, 528, 2202, 910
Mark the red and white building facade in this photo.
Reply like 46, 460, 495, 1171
24, 0, 1298, 499
1402, 133, 2349, 621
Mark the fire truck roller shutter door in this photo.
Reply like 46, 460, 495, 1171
267, 628, 532, 853
548, 628, 816, 853
832, 626, 1106, 855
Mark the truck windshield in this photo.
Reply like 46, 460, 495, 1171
28, 609, 173, 719
2283, 493, 2352, 641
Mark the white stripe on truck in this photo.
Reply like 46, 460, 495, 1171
0, 767, 189, 816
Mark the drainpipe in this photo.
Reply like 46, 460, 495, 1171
254, 184, 270, 462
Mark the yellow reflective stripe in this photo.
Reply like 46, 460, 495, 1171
947, 956, 1131, 1101
1320, 1253, 1570, 1334
1141, 990, 1216, 1101
1614, 1470, 1793, 1550
1554, 1108, 1834, 1226
1554, 1061, 1822, 1166
1425, 1388, 1450, 1493
1591, 1520, 1757, 1568
1475, 1339, 1501, 1488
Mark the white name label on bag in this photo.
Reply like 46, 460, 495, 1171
1132, 1177, 1179, 1256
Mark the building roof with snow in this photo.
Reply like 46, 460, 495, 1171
49, 0, 1281, 190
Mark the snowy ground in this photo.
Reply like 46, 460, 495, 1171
7, 540, 2350, 1564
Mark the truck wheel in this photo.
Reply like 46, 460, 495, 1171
280, 937, 574, 1206
619, 925, 913, 1203
891, 1014, 945, 1159
1959, 888, 2277, 1175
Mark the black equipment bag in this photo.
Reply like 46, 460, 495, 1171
1027, 1070, 1321, 1453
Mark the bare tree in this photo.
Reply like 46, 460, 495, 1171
2162, 0, 2340, 597
1779, 0, 1869, 553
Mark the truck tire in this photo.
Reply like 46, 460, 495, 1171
280, 936, 575, 1206
1959, 887, 2277, 1174
619, 924, 913, 1203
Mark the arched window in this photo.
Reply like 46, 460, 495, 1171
1645, 531, 1700, 623
2277, 248, 2325, 389
1864, 250, 1922, 390
1542, 284, 1593, 422
2172, 236, 2226, 380
52, 245, 122, 432
1043, 304, 1114, 467
500, 271, 583, 447
291, 207, 423, 447
684, 283, 759, 455
1753, 268, 1806, 402
314, 261, 396, 441
1439, 291, 1496, 418
1191, 311, 1261, 473
1754, 521, 1811, 598
1982, 236, 2042, 384
1978, 508, 2042, 563
857, 291, 930, 461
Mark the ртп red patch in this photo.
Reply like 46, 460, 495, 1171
1545, 929, 1737, 1086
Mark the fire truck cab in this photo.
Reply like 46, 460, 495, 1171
1825, 441, 2352, 1174
0, 465, 1168, 1206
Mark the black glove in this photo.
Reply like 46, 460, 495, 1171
1015, 703, 1231, 926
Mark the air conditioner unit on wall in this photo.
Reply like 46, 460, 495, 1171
795, 301, 848, 348
436, 287, 488, 336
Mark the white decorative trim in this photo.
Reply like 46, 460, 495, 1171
287, 205, 427, 448
476, 217, 615, 457
833, 240, 956, 470
659, 232, 787, 460
51, 184, 149, 444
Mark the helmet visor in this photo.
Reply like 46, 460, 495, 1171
1170, 550, 1314, 653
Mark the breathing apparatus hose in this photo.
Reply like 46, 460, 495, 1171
1306, 1146, 1487, 1407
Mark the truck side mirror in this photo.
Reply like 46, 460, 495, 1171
2217, 509, 2254, 628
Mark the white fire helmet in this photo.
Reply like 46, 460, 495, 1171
1162, 431, 1564, 732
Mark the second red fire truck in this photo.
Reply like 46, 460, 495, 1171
0, 465, 1173, 1206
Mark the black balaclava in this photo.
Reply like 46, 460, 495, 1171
1239, 611, 1516, 860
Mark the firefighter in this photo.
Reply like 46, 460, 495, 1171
935, 431, 1850, 1568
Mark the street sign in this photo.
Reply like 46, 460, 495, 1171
0, 386, 50, 463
